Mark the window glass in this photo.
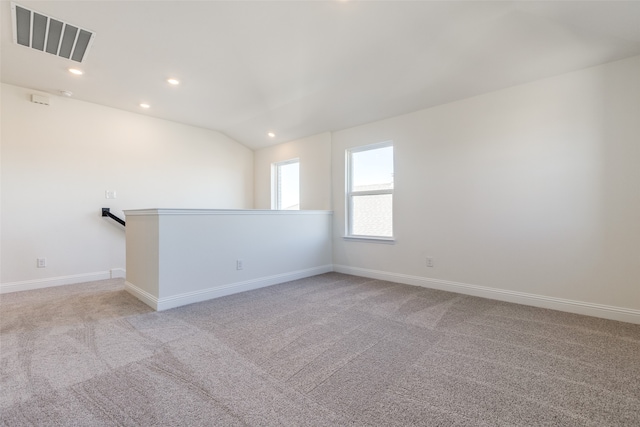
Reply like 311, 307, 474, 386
347, 142, 393, 238
272, 159, 300, 210
351, 194, 393, 237
351, 145, 394, 190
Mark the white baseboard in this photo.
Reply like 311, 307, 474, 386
110, 268, 126, 279
0, 270, 125, 294
126, 264, 334, 311
124, 281, 159, 310
8, 264, 638, 325
333, 265, 640, 325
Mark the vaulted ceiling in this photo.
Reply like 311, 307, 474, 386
2, 1, 640, 150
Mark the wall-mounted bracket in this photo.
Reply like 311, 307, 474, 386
102, 207, 126, 226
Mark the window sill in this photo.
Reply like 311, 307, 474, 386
342, 236, 396, 244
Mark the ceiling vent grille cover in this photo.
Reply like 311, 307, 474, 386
11, 2, 95, 63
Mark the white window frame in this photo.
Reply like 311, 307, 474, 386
271, 158, 300, 210
345, 141, 394, 242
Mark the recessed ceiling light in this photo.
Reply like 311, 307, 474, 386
60, 90, 73, 97
140, 103, 150, 109
267, 132, 276, 138
167, 78, 180, 85
68, 68, 83, 75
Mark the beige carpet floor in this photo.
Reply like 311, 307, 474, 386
1, 272, 639, 426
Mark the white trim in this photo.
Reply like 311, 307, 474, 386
1, 271, 114, 294
271, 162, 278, 210
273, 158, 300, 167
10, 3, 18, 44
127, 265, 334, 311
7, 264, 637, 325
124, 281, 159, 310
348, 189, 393, 197
348, 140, 393, 154
345, 141, 394, 239
333, 265, 640, 325
110, 268, 126, 279
124, 209, 332, 216
272, 157, 300, 210
342, 236, 396, 244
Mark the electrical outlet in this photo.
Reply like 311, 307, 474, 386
105, 190, 117, 199
37, 258, 47, 268
236, 260, 243, 270
426, 257, 434, 268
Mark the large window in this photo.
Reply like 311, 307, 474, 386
272, 158, 300, 210
346, 141, 394, 239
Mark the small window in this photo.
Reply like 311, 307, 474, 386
346, 141, 394, 239
272, 158, 300, 210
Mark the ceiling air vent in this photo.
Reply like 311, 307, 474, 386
11, 2, 95, 63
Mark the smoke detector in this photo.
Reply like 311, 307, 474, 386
11, 2, 95, 63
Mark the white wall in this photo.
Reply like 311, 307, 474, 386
1, 83, 253, 290
125, 209, 333, 310
4, 53, 639, 322
332, 56, 640, 318
253, 132, 331, 210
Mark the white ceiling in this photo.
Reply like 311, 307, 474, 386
2, 1, 640, 150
